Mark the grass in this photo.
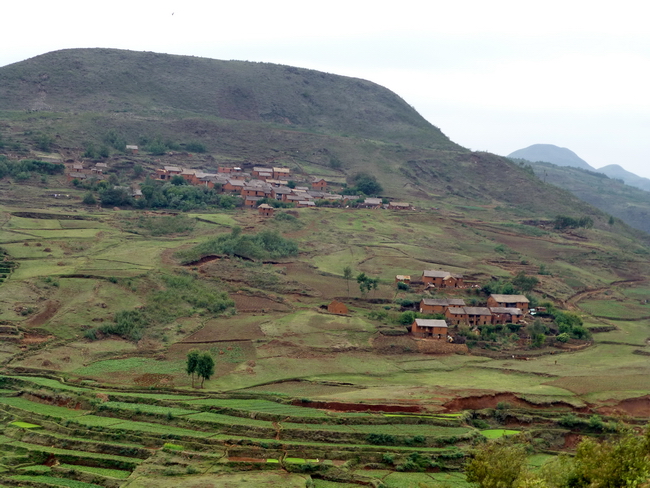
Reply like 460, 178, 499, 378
480, 429, 520, 439
99, 401, 198, 416
58, 464, 132, 479
0, 396, 89, 418
9, 421, 41, 429
10, 476, 104, 488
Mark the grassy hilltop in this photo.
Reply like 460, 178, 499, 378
0, 49, 650, 486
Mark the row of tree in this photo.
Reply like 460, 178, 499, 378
185, 350, 215, 388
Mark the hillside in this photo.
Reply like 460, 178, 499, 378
527, 160, 650, 234
0, 48, 456, 150
0, 49, 619, 225
598, 164, 650, 193
508, 144, 593, 171
2, 49, 650, 486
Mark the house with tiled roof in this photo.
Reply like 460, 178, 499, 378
487, 294, 530, 313
411, 318, 448, 339
422, 270, 464, 288
419, 298, 466, 314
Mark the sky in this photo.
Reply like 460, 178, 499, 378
2, 0, 649, 177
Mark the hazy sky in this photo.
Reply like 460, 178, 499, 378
3, 0, 649, 176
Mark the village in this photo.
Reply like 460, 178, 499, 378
401, 270, 530, 341
64, 158, 415, 212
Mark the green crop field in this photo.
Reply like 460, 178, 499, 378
0, 396, 88, 418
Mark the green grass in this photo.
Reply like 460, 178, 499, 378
579, 299, 650, 319
73, 357, 185, 376
480, 429, 520, 439
99, 401, 198, 416
71, 416, 215, 438
58, 464, 132, 479
8, 376, 90, 392
0, 396, 88, 418
9, 421, 41, 429
10, 475, 104, 488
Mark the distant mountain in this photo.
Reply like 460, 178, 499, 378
598, 164, 650, 193
508, 144, 594, 171
528, 161, 650, 234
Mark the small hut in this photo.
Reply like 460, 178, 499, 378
258, 204, 274, 217
327, 300, 348, 315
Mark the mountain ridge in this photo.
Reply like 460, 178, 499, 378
508, 144, 593, 171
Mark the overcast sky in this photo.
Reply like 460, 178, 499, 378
3, 0, 649, 177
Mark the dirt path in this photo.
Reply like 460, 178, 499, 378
565, 278, 647, 311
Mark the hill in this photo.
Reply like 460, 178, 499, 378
0, 48, 614, 222
0, 48, 456, 150
508, 143, 594, 171
527, 160, 650, 234
598, 164, 650, 193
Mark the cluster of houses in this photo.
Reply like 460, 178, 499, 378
61, 159, 415, 211
154, 165, 414, 211
398, 270, 530, 340
65, 162, 108, 182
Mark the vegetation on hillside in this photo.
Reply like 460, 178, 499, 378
176, 227, 298, 264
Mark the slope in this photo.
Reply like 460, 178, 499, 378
0, 48, 456, 150
527, 160, 650, 234
598, 164, 650, 193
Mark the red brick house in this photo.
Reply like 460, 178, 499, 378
490, 307, 523, 324
273, 167, 291, 180
327, 300, 348, 315
411, 318, 448, 339
395, 275, 411, 284
419, 298, 466, 314
487, 294, 530, 313
445, 307, 468, 325
388, 202, 412, 210
463, 307, 493, 326
422, 270, 464, 288
312, 178, 327, 190
258, 204, 274, 217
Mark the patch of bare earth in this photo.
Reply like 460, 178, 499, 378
230, 294, 290, 312
25, 300, 60, 327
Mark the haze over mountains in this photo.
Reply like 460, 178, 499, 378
508, 144, 650, 193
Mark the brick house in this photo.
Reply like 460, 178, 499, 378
411, 318, 448, 339
421, 270, 464, 288
244, 196, 262, 208
258, 204, 274, 217
223, 179, 246, 192
312, 178, 327, 190
273, 167, 291, 180
419, 298, 466, 314
445, 307, 468, 325
395, 275, 411, 284
490, 307, 523, 324
388, 202, 412, 210
487, 294, 530, 313
463, 307, 493, 326
327, 300, 348, 315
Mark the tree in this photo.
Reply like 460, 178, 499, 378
465, 438, 528, 488
197, 351, 215, 388
356, 273, 379, 297
343, 266, 353, 297
512, 271, 538, 293
82, 192, 96, 205
186, 349, 200, 388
